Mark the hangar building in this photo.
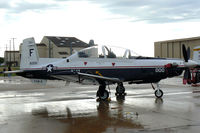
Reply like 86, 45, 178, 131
5, 36, 92, 66
154, 36, 200, 59
39, 36, 92, 58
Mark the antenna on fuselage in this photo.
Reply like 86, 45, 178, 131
123, 49, 129, 58
123, 49, 131, 59
89, 39, 94, 46
102, 45, 106, 58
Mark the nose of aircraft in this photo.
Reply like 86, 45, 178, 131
184, 60, 198, 68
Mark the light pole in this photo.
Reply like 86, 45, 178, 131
11, 38, 16, 66
9, 40, 11, 66
5, 44, 7, 66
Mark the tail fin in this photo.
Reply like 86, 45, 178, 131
20, 37, 39, 69
193, 46, 200, 64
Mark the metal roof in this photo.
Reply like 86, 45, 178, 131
155, 36, 200, 43
45, 36, 89, 47
36, 43, 46, 47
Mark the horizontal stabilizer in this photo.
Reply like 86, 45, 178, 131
3, 70, 24, 74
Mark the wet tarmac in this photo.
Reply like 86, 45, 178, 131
0, 76, 200, 133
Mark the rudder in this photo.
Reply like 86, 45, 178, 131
20, 37, 39, 69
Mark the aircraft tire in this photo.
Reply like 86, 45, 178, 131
154, 89, 163, 98
96, 84, 106, 97
116, 85, 125, 94
97, 90, 109, 100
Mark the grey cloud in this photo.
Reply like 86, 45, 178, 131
14, 3, 56, 13
0, 1, 10, 9
2, 0, 61, 22
2, 0, 60, 14
3, 0, 200, 23
11, 2, 58, 13
88, 0, 200, 23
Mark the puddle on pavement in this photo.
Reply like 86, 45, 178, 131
31, 100, 143, 133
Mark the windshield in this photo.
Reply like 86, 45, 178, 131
77, 45, 139, 59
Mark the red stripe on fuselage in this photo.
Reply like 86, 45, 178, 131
23, 65, 185, 70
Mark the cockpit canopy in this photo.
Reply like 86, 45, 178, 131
77, 45, 139, 59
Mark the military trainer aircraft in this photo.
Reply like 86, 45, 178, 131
5, 37, 198, 100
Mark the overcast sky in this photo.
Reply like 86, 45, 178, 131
1, 0, 200, 57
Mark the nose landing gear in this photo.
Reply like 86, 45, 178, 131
151, 83, 164, 98
154, 89, 163, 98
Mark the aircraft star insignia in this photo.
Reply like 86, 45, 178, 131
46, 64, 54, 72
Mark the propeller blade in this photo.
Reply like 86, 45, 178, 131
182, 44, 188, 62
187, 47, 190, 60
183, 68, 191, 84
188, 71, 191, 80
183, 69, 188, 79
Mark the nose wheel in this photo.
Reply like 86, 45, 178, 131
151, 83, 164, 98
154, 89, 163, 98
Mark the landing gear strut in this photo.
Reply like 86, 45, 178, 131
151, 83, 163, 98
115, 82, 126, 96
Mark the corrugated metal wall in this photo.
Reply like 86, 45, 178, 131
154, 37, 200, 59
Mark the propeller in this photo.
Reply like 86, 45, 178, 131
183, 68, 191, 84
182, 44, 190, 62
182, 44, 192, 84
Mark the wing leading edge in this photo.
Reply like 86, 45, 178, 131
50, 71, 122, 83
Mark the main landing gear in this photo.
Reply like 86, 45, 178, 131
151, 83, 163, 98
96, 82, 109, 101
115, 83, 126, 96
96, 85, 109, 100
96, 82, 126, 101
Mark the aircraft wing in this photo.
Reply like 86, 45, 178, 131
50, 75, 72, 81
77, 72, 122, 83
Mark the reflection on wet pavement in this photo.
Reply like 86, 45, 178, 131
31, 99, 143, 133
1, 77, 200, 133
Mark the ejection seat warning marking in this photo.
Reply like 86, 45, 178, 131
155, 67, 165, 73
